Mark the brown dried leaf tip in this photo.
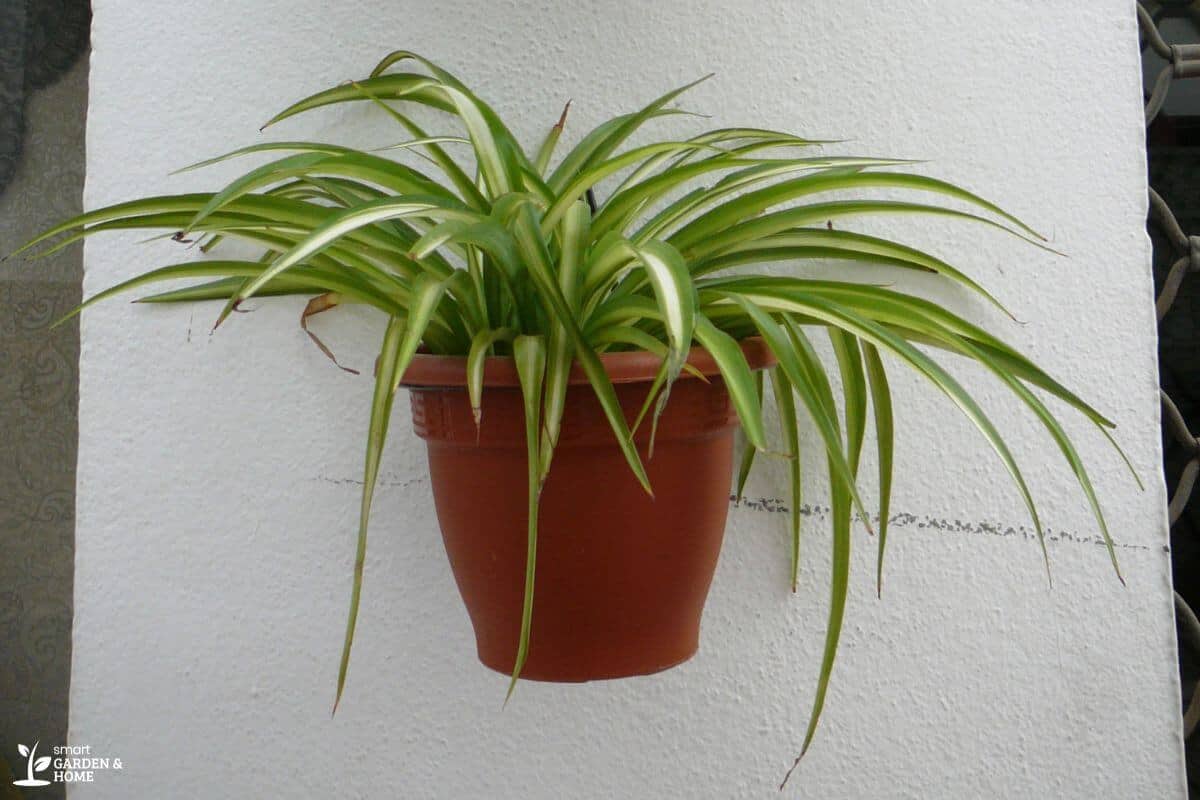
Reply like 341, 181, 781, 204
301, 293, 360, 375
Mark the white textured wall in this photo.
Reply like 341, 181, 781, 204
73, 2, 1185, 797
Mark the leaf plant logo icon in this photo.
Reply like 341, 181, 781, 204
12, 741, 52, 787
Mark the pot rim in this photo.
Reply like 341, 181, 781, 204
400, 337, 775, 388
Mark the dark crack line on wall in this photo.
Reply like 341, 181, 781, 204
307, 478, 1163, 554
314, 474, 427, 490
729, 495, 1166, 554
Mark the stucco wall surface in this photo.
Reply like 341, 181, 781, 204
71, 1, 1185, 797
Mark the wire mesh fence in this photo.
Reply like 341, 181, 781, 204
1139, 0, 1200, 757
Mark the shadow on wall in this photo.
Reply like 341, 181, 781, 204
0, 2, 90, 799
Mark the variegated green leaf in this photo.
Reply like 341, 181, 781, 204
862, 344, 894, 597
467, 327, 517, 431
734, 369, 765, 501
769, 367, 803, 590
507, 334, 547, 701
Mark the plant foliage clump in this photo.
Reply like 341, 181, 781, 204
15, 51, 1133, 776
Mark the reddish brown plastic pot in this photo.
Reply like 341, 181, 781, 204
401, 339, 774, 682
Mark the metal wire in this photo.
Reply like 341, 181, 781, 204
1177, 592, 1200, 737
1140, 0, 1200, 742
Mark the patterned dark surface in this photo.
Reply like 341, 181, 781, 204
0, 7, 88, 792
0, 282, 78, 800
0, 2, 27, 199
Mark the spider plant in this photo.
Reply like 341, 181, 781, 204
14, 50, 1132, 778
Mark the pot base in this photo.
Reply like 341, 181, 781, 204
476, 641, 699, 683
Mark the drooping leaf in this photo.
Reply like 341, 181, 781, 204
506, 334, 547, 701
467, 327, 517, 431
861, 344, 894, 597
734, 369, 765, 501
782, 415, 853, 785
334, 274, 454, 713
693, 315, 768, 451
737, 289, 1045, 556
720, 294, 874, 532
828, 329, 867, 479
333, 315, 405, 714
769, 367, 803, 590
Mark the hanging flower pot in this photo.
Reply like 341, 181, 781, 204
403, 339, 774, 680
